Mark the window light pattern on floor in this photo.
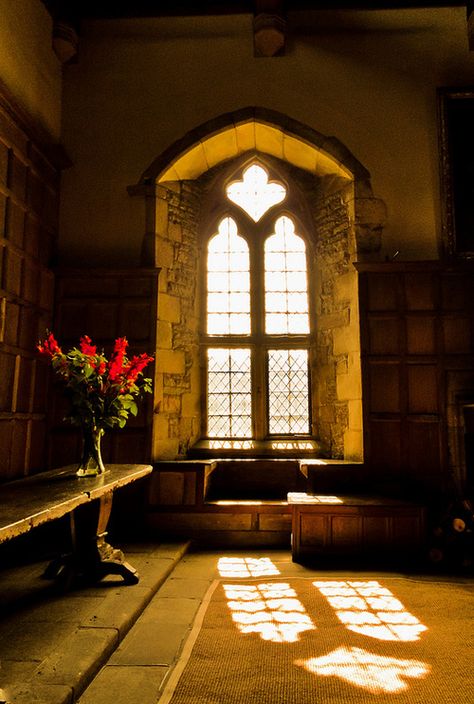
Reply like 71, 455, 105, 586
217, 557, 280, 578
223, 583, 315, 643
296, 646, 430, 694
287, 492, 343, 504
217, 565, 432, 695
270, 440, 315, 450
207, 439, 254, 449
313, 580, 428, 641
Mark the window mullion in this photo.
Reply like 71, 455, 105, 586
251, 231, 267, 440
252, 346, 266, 440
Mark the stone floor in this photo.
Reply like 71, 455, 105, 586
1, 543, 473, 704
0, 541, 189, 704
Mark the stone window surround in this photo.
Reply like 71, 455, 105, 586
128, 107, 387, 462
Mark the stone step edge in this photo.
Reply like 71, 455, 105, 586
3, 541, 191, 704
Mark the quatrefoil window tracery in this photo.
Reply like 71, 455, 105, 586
226, 164, 286, 221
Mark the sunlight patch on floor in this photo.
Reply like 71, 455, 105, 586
296, 646, 430, 693
217, 557, 280, 578
223, 582, 315, 643
313, 580, 427, 641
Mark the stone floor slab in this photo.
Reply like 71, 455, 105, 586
109, 620, 189, 666
83, 586, 153, 636
139, 596, 200, 626
155, 577, 213, 600
33, 627, 118, 695
2, 683, 73, 704
77, 665, 169, 704
0, 542, 189, 703
0, 620, 73, 662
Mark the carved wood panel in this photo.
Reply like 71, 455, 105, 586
291, 500, 426, 561
358, 262, 474, 493
0, 94, 59, 481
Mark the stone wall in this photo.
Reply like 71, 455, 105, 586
149, 155, 386, 462
153, 182, 202, 458
312, 182, 361, 458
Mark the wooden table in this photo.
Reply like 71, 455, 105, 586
0, 464, 152, 588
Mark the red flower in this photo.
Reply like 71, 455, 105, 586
108, 337, 129, 381
80, 335, 97, 356
37, 332, 153, 432
94, 360, 107, 375
123, 353, 154, 386
37, 332, 62, 357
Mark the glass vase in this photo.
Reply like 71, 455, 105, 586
76, 426, 105, 477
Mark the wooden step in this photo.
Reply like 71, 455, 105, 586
146, 498, 292, 547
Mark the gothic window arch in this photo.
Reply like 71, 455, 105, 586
200, 159, 318, 452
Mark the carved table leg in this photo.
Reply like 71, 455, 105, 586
43, 492, 140, 588
92, 493, 140, 585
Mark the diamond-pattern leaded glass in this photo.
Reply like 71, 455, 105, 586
268, 349, 310, 434
207, 348, 252, 437
226, 164, 286, 222
207, 218, 250, 335
264, 217, 309, 335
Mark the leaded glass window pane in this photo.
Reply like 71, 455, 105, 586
207, 348, 252, 438
268, 349, 310, 434
264, 216, 310, 335
207, 218, 250, 335
204, 164, 314, 444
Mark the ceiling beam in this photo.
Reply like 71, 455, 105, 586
41, 1, 465, 24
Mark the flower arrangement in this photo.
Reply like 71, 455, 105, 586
38, 332, 154, 476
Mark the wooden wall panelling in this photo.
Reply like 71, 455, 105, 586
357, 262, 474, 495
407, 364, 439, 414
367, 419, 402, 472
368, 361, 401, 413
406, 418, 442, 480
51, 269, 159, 470
406, 315, 437, 355
368, 315, 401, 355
0, 95, 60, 482
404, 271, 437, 310
443, 315, 472, 354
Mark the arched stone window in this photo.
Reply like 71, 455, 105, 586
131, 108, 386, 461
202, 162, 315, 452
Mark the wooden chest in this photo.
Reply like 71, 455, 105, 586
288, 493, 426, 563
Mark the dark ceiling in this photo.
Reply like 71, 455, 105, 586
42, 1, 465, 24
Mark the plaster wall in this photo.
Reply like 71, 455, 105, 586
59, 8, 474, 266
0, 0, 62, 140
